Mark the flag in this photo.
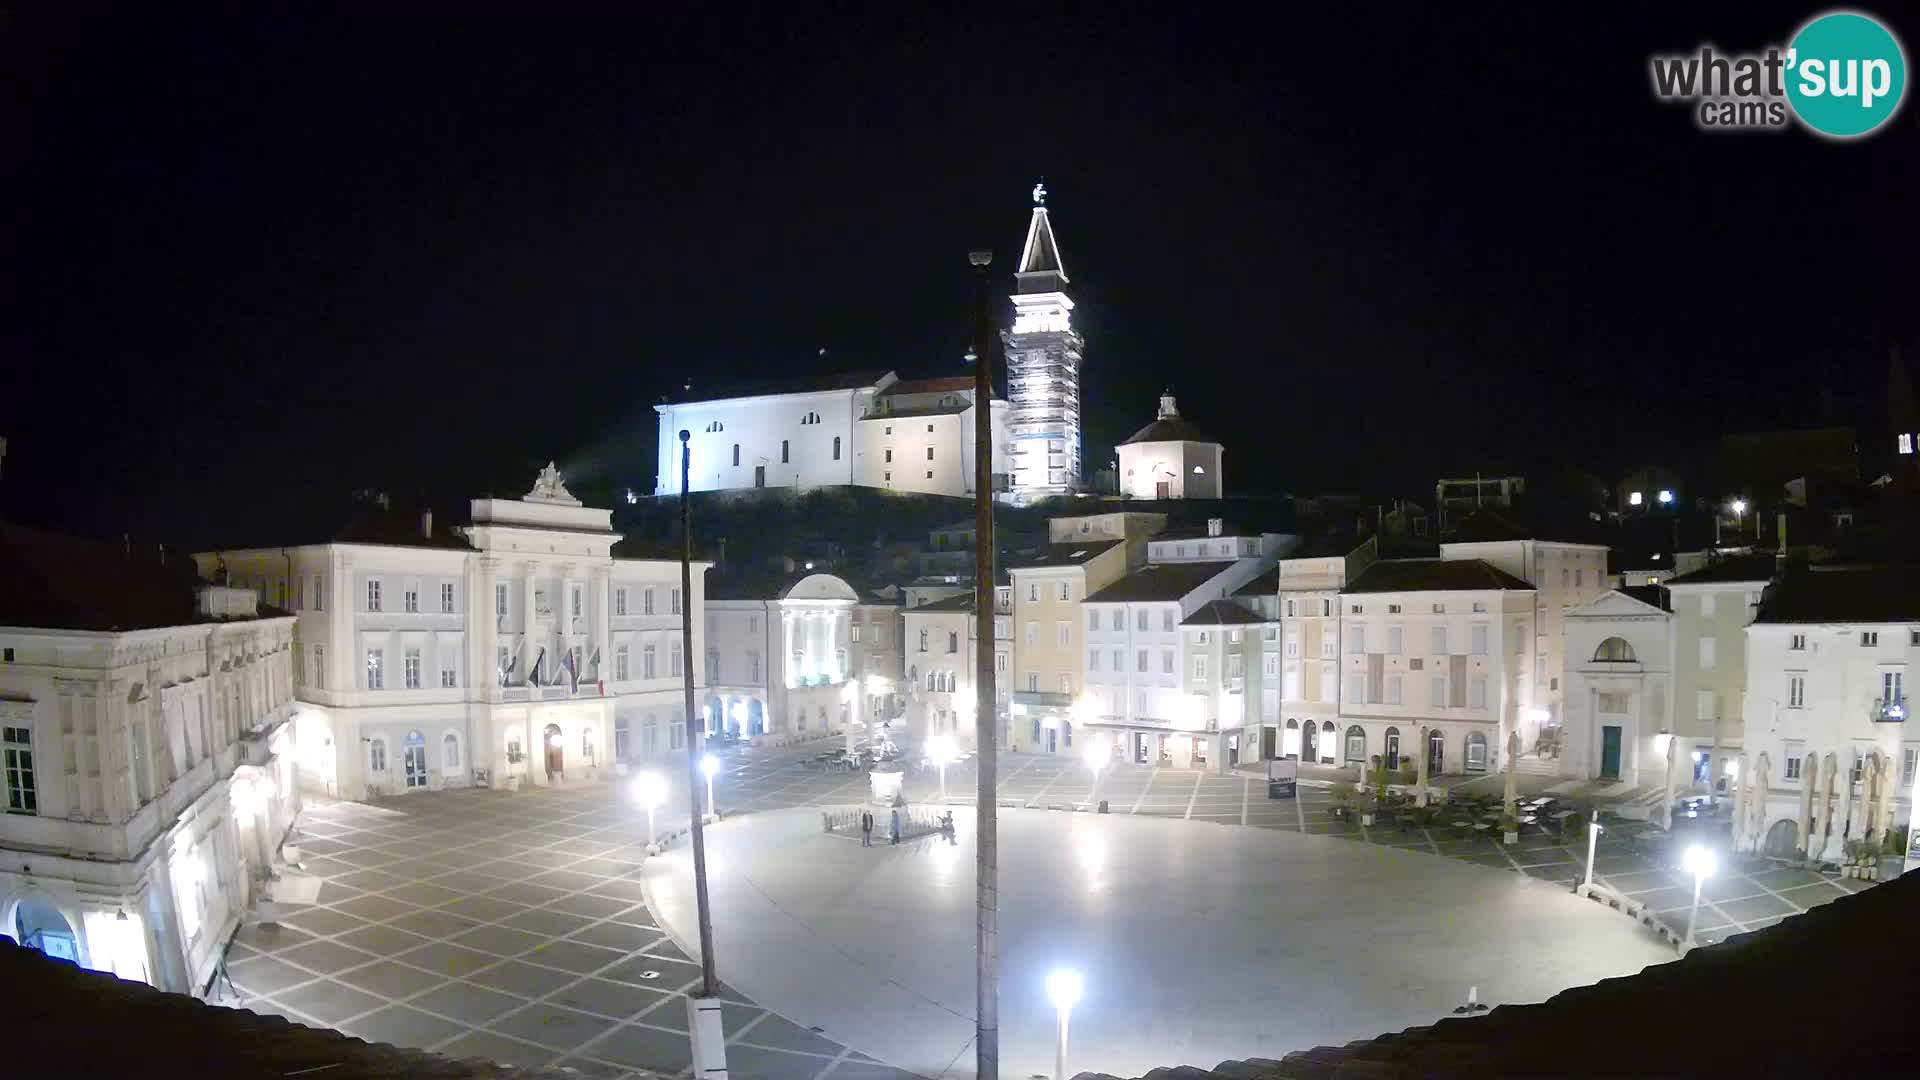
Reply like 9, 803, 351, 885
587, 647, 601, 682
563, 648, 579, 694
528, 647, 546, 687
500, 653, 517, 688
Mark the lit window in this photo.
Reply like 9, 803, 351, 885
1901, 433, 1915, 455
366, 649, 385, 690
366, 579, 383, 612
440, 582, 456, 613
3, 725, 36, 815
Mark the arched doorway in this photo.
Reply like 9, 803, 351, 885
1299, 720, 1317, 762
12, 897, 78, 963
1464, 732, 1488, 773
543, 723, 564, 779
748, 699, 765, 736
705, 697, 722, 735
1319, 721, 1337, 764
1283, 718, 1300, 759
403, 730, 428, 789
1763, 819, 1800, 859
1427, 729, 1446, 774
1343, 725, 1366, 765
1384, 726, 1402, 771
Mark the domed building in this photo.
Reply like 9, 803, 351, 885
1117, 391, 1224, 500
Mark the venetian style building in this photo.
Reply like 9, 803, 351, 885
1, 526, 299, 999
197, 467, 707, 801
1002, 182, 1085, 502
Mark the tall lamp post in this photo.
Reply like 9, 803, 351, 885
700, 754, 721, 821
677, 429, 726, 1079
969, 246, 1000, 1080
1045, 969, 1083, 1080
1681, 844, 1717, 951
927, 734, 958, 802
1730, 498, 1747, 540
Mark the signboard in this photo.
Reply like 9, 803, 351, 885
1267, 757, 1298, 800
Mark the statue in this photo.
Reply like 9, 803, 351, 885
525, 461, 582, 506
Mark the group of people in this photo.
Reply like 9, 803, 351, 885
858, 807, 957, 846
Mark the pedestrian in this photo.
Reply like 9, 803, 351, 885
889, 807, 900, 845
860, 809, 873, 847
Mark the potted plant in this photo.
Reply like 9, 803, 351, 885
1359, 789, 1378, 827
1499, 812, 1521, 845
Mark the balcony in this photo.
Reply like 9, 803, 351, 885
1873, 696, 1907, 723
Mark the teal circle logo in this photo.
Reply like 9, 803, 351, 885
1785, 11, 1907, 137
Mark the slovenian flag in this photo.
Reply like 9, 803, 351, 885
529, 647, 546, 687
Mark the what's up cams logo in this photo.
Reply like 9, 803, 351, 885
1650, 10, 1907, 137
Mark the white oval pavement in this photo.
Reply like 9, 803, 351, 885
643, 807, 1674, 1079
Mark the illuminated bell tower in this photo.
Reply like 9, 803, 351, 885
1002, 181, 1083, 501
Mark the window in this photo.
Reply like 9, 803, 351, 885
366, 649, 385, 690
927, 447, 935, 461
1593, 637, 1636, 662
1060, 674, 1073, 695
670, 641, 682, 677
1136, 649, 1148, 673
1088, 610, 1100, 632
616, 646, 630, 681
1136, 609, 1149, 631
571, 588, 583, 618
885, 449, 894, 463
1027, 673, 1039, 693
1861, 631, 1879, 647
1263, 653, 1278, 676
1904, 746, 1917, 787
1699, 637, 1717, 670
314, 574, 325, 611
1285, 637, 1299, 658
1025, 623, 1036, 648
1346, 677, 1363, 704
747, 651, 761, 682
1431, 626, 1448, 655
404, 583, 419, 613
644, 644, 658, 680
616, 589, 628, 616
1469, 676, 1487, 708
1320, 636, 1337, 659
1348, 627, 1365, 655
404, 648, 421, 689
1387, 626, 1403, 655
644, 588, 657, 616
671, 721, 685, 750
313, 644, 326, 689
1471, 601, 1487, 613
1089, 650, 1101, 672
3, 725, 36, 814
1387, 604, 1402, 614
707, 649, 719, 683
496, 584, 508, 617
996, 652, 1008, 674
1789, 632, 1806, 651
1696, 689, 1716, 720
1321, 599, 1332, 617
1386, 674, 1403, 705
732, 444, 741, 466
672, 588, 682, 614
1111, 610, 1124, 631
748, 615, 758, 633
1471, 625, 1488, 656
1560, 569, 1569, 588
367, 578, 383, 611
919, 628, 929, 652
440, 650, 458, 687
1788, 675, 1805, 708
1028, 583, 1039, 602
1575, 569, 1584, 587
833, 436, 841, 460
1350, 604, 1363, 615
444, 733, 460, 769
1057, 622, 1070, 647
1319, 661, 1337, 703
948, 631, 960, 654
1431, 603, 1445, 615
1194, 655, 1208, 680
1057, 582, 1070, 601
369, 737, 387, 773
1430, 676, 1445, 707
440, 582, 456, 613
782, 439, 790, 464
1162, 648, 1175, 674
1884, 670, 1905, 705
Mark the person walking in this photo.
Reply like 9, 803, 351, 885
860, 809, 873, 847
889, 806, 901, 845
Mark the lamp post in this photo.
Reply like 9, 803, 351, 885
1581, 809, 1602, 891
633, 771, 667, 855
1730, 498, 1747, 539
700, 754, 720, 820
676, 430, 724, 1076
1083, 736, 1111, 810
927, 734, 958, 802
1045, 969, 1083, 1080
969, 245, 1000, 1080
1682, 844, 1717, 950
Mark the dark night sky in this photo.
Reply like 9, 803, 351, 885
3, 4, 1916, 550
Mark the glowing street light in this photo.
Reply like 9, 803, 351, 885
1681, 845, 1717, 949
1083, 737, 1111, 809
1657, 489, 1674, 505
1045, 968, 1084, 1080
927, 734, 958, 802
1730, 498, 1748, 538
700, 754, 721, 820
633, 770, 668, 854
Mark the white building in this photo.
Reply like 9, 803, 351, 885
1562, 586, 1674, 789
1, 526, 299, 999
1742, 565, 1918, 861
652, 370, 1009, 499
705, 572, 876, 745
1003, 182, 1085, 501
199, 466, 707, 801
1115, 392, 1224, 501
1333, 559, 1536, 777
1078, 523, 1287, 770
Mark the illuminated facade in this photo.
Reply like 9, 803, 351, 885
1003, 183, 1085, 501
0, 527, 299, 999
704, 573, 870, 744
1116, 392, 1225, 500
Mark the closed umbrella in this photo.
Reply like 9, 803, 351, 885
1503, 730, 1520, 822
1415, 725, 1430, 808
1813, 752, 1839, 863
1750, 752, 1771, 854
1875, 751, 1898, 850
1798, 755, 1816, 859
1660, 735, 1679, 831
1729, 752, 1748, 853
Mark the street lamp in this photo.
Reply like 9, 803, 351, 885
1657, 489, 1674, 505
633, 771, 668, 855
699, 754, 720, 820
927, 734, 958, 802
1681, 845, 1717, 950
1045, 968, 1083, 1080
1730, 498, 1747, 538
1083, 737, 1111, 810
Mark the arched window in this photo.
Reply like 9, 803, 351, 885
919, 629, 929, 652
1320, 720, 1337, 763
1426, 728, 1446, 773
1384, 726, 1402, 770
1464, 731, 1489, 772
732, 444, 741, 467
368, 737, 387, 773
1593, 637, 1637, 662
1344, 724, 1366, 764
443, 732, 460, 769
833, 436, 841, 461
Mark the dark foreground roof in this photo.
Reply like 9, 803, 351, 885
1086, 561, 1237, 603
1615, 584, 1671, 612
1182, 599, 1271, 626
1756, 564, 1920, 624
1074, 863, 1920, 1080
0, 937, 558, 1079
1345, 558, 1533, 594
908, 592, 978, 613
1118, 415, 1218, 446
0, 525, 272, 632
1006, 539, 1124, 570
1664, 553, 1778, 586
1232, 567, 1279, 598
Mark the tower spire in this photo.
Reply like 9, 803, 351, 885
1016, 179, 1067, 292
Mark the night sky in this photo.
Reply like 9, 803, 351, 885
4, 4, 1916, 550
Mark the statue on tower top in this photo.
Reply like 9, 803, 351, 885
525, 461, 582, 506
1032, 180, 1048, 206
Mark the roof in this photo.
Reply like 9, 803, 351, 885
1017, 203, 1067, 284
1181, 599, 1271, 626
1005, 539, 1123, 570
1118, 415, 1218, 447
0, 525, 275, 632
1616, 584, 1672, 611
1344, 558, 1534, 594
1080, 864, 1920, 1080
663, 369, 892, 405
1152, 523, 1262, 541
1755, 564, 1920, 624
1664, 554, 1778, 586
1439, 507, 1532, 543
907, 593, 977, 614
3, 937, 564, 1079
1287, 529, 1371, 560
858, 403, 970, 420
1085, 561, 1237, 603
880, 376, 974, 396
1232, 567, 1279, 598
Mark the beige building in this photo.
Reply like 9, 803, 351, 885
901, 592, 1008, 753
1270, 536, 1378, 762
1662, 555, 1775, 797
1008, 512, 1164, 753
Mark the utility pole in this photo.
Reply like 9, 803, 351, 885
678, 430, 727, 1078
969, 248, 1000, 1080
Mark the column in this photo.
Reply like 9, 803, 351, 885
477, 557, 499, 691
591, 566, 612, 688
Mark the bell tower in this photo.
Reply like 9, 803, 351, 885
1001, 182, 1084, 501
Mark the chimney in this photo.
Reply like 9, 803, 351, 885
421, 508, 434, 540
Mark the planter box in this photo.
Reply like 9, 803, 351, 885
1504, 831, 1520, 845
1360, 813, 1375, 827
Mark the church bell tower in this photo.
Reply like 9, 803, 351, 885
1001, 181, 1084, 501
